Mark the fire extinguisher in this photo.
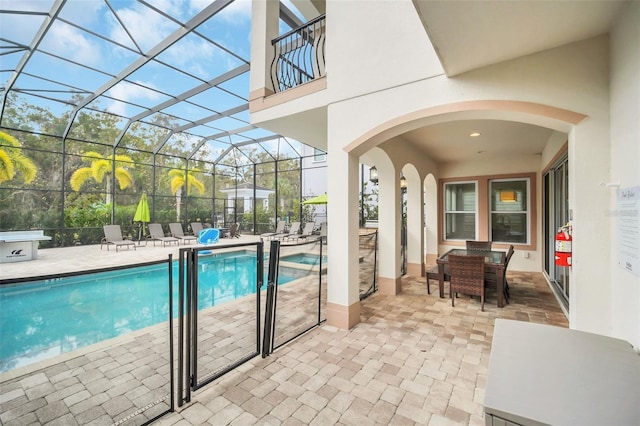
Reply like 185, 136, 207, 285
555, 224, 572, 267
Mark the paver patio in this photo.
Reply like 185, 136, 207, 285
0, 242, 567, 425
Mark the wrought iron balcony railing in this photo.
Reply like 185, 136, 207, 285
271, 14, 326, 93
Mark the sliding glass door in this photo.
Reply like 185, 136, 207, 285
543, 155, 570, 309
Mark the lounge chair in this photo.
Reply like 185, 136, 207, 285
148, 223, 179, 247
285, 222, 315, 242
191, 222, 203, 235
261, 220, 286, 240
169, 222, 198, 244
273, 221, 300, 240
319, 222, 327, 243
102, 225, 136, 252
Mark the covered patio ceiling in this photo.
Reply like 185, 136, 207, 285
400, 0, 627, 163
0, 0, 318, 167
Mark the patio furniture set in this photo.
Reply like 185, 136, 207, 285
427, 240, 515, 310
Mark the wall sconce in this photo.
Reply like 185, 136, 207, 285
400, 174, 407, 193
369, 165, 378, 184
500, 190, 517, 202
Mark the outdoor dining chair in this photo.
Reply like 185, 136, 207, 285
449, 254, 486, 311
466, 240, 492, 251
485, 245, 515, 302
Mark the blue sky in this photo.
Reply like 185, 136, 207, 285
1, 0, 306, 161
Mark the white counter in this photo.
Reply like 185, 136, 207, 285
484, 319, 640, 425
0, 230, 52, 263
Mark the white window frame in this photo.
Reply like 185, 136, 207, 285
443, 181, 478, 241
489, 177, 530, 245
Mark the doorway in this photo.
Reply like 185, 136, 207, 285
543, 155, 570, 309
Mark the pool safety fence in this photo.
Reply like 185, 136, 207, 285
0, 256, 175, 426
264, 237, 327, 355
177, 241, 264, 406
359, 229, 379, 300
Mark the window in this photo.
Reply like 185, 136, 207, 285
313, 148, 326, 162
490, 179, 529, 244
444, 182, 477, 240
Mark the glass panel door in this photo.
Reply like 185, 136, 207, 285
543, 156, 570, 308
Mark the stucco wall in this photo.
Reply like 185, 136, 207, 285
327, 0, 443, 101
328, 29, 613, 334
609, 0, 640, 349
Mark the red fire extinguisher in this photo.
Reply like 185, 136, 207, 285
555, 225, 572, 267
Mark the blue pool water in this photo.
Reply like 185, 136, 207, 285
280, 253, 327, 265
0, 252, 295, 372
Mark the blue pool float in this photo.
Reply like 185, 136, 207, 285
197, 228, 219, 255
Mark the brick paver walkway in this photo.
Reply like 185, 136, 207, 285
1, 242, 567, 425
155, 270, 566, 425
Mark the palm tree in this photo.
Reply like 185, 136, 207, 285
0, 130, 37, 184
69, 152, 133, 204
168, 168, 205, 221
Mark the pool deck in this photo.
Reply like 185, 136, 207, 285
0, 238, 569, 425
0, 236, 264, 281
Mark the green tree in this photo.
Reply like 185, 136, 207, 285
69, 152, 134, 204
168, 168, 205, 221
0, 130, 37, 184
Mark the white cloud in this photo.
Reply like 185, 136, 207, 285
188, 0, 250, 21
108, 2, 177, 52
41, 22, 101, 66
106, 80, 162, 116
216, 0, 251, 23
164, 37, 216, 76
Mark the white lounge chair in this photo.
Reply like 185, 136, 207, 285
169, 223, 197, 244
148, 223, 179, 247
273, 221, 300, 240
285, 222, 315, 242
261, 220, 286, 240
102, 225, 136, 252
191, 222, 204, 235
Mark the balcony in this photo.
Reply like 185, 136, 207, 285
271, 14, 326, 93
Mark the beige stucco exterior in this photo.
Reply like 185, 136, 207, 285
250, 0, 640, 350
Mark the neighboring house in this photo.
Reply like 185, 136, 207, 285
249, 0, 640, 351
219, 183, 274, 213
302, 145, 328, 224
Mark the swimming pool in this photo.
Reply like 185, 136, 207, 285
0, 251, 296, 373
280, 253, 327, 265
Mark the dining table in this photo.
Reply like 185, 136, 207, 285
436, 248, 507, 307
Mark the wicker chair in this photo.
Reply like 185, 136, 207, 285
466, 240, 492, 251
485, 245, 515, 301
426, 265, 450, 295
504, 245, 515, 298
449, 254, 486, 311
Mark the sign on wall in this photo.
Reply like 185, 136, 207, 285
617, 186, 640, 277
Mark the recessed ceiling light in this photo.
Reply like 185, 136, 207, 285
470, 132, 481, 137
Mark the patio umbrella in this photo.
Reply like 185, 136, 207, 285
301, 193, 327, 204
133, 192, 150, 242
